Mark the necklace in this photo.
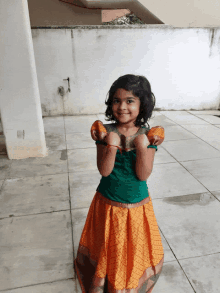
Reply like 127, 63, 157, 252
116, 126, 141, 138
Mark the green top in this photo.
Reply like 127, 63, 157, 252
95, 124, 157, 203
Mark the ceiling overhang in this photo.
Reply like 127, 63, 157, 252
59, 0, 164, 24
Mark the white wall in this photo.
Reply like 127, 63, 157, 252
0, 0, 47, 159
31, 26, 220, 116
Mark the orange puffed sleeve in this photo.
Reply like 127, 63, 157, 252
147, 126, 165, 145
91, 120, 108, 141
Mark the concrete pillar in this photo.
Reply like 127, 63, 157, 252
0, 0, 48, 160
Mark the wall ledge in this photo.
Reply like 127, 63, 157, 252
31, 24, 172, 29
31, 25, 220, 29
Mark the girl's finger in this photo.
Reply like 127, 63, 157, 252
100, 132, 107, 141
91, 130, 98, 141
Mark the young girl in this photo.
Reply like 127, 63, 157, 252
74, 74, 164, 293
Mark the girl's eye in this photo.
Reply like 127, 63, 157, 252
113, 100, 133, 104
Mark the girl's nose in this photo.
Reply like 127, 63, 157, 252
118, 101, 127, 109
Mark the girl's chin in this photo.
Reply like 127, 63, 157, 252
117, 114, 129, 119
117, 117, 129, 122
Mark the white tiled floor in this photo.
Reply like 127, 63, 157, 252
0, 110, 220, 292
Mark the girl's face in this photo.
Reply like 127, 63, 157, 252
112, 88, 141, 127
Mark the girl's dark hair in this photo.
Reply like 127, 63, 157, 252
104, 74, 156, 128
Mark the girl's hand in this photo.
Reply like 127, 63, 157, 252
150, 136, 164, 146
104, 132, 120, 147
134, 134, 150, 150
91, 129, 107, 142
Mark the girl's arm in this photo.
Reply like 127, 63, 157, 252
96, 132, 120, 177
97, 144, 118, 177
135, 147, 156, 181
134, 134, 156, 181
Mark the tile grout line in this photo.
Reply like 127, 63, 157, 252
62, 95, 76, 277
2, 169, 99, 180
186, 110, 220, 127
158, 113, 219, 157
155, 111, 220, 292
158, 110, 220, 152
158, 227, 197, 293
160, 111, 220, 137
63, 113, 100, 289
0, 278, 75, 293
156, 142, 218, 198
0, 209, 71, 220
175, 251, 220, 262
156, 111, 220, 194
179, 126, 220, 152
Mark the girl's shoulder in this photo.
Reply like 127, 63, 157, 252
103, 122, 117, 133
144, 124, 150, 131
141, 124, 150, 130
139, 125, 150, 135
102, 123, 150, 137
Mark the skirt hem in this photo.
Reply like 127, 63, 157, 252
74, 252, 164, 293
74, 190, 164, 293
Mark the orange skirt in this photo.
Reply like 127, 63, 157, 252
74, 191, 164, 293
